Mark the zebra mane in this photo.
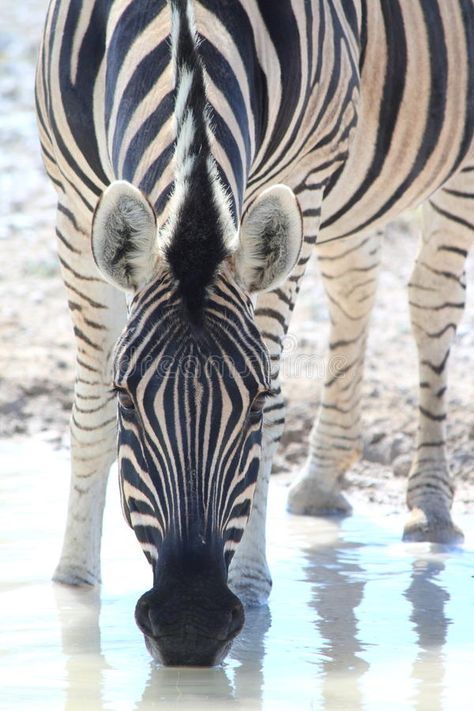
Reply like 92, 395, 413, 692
165, 0, 235, 324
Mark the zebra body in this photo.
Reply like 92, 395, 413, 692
36, 0, 473, 664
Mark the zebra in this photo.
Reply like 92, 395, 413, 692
35, 0, 474, 666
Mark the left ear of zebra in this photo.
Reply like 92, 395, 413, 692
91, 180, 158, 292
234, 185, 303, 293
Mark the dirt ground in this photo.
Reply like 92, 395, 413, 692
1, 2, 473, 514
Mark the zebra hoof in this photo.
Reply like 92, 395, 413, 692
228, 565, 272, 608
53, 562, 100, 587
287, 476, 352, 517
403, 507, 464, 545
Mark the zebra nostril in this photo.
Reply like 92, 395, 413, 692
227, 601, 245, 639
135, 596, 154, 638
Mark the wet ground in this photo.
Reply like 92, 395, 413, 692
1, 440, 473, 711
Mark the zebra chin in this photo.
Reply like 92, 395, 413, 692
134, 537, 245, 667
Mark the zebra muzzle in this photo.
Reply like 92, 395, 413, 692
135, 548, 245, 666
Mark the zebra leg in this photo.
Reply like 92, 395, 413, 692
287, 232, 382, 515
54, 200, 127, 585
228, 192, 322, 605
227, 390, 285, 606
403, 184, 473, 543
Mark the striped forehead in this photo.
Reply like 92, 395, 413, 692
114, 274, 270, 391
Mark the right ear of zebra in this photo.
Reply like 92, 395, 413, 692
234, 184, 303, 293
91, 181, 158, 292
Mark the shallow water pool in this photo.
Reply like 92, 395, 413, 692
1, 439, 473, 710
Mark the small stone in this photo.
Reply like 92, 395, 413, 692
31, 290, 45, 304
392, 454, 412, 478
40, 429, 61, 442
363, 431, 390, 465
390, 434, 410, 462
370, 431, 386, 445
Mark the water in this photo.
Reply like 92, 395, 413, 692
1, 440, 473, 711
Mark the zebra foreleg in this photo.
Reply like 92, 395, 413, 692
404, 186, 473, 544
228, 391, 285, 606
53, 200, 127, 585
229, 197, 322, 604
287, 232, 382, 515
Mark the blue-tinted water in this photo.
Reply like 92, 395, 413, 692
1, 440, 473, 710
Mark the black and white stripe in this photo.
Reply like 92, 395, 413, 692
114, 272, 271, 566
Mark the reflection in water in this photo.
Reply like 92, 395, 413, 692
230, 605, 271, 706
304, 538, 368, 710
405, 559, 450, 711
7, 440, 470, 711
135, 605, 271, 709
49, 522, 459, 711
54, 585, 109, 711
54, 581, 271, 710
137, 664, 235, 710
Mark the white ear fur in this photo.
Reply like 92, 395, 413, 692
235, 185, 303, 293
91, 180, 158, 292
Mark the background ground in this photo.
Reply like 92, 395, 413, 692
1, 2, 473, 513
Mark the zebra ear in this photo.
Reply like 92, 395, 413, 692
235, 185, 303, 293
92, 181, 158, 292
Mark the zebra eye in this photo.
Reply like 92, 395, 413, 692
116, 389, 135, 411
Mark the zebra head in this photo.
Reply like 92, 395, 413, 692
89, 0, 303, 666
91, 179, 302, 665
